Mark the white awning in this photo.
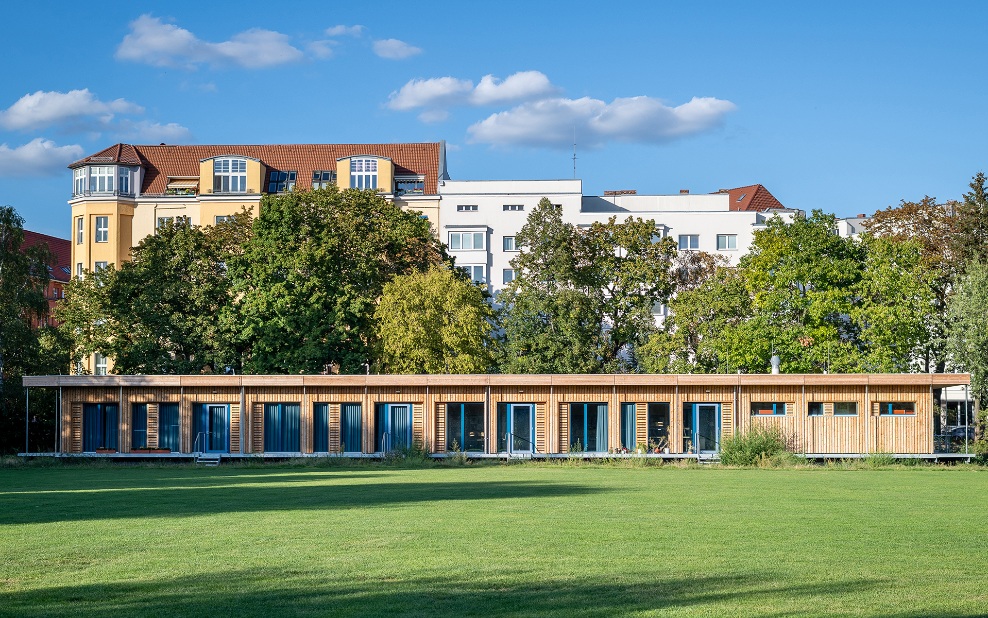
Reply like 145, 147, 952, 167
166, 180, 199, 189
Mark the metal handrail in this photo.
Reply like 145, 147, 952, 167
193, 431, 212, 455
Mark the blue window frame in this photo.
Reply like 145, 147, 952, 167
879, 402, 915, 416
83, 403, 118, 451
158, 404, 180, 451
620, 403, 636, 450
751, 402, 786, 416
264, 403, 301, 452
375, 403, 412, 452
569, 403, 608, 452
193, 404, 229, 453
683, 403, 721, 453
132, 404, 148, 449
446, 403, 485, 452
496, 403, 535, 453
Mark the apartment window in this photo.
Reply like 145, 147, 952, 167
95, 216, 108, 242
118, 168, 130, 195
89, 166, 114, 193
82, 403, 117, 451
503, 204, 524, 212
73, 168, 86, 195
157, 216, 189, 229
503, 268, 515, 284
132, 404, 148, 449
312, 170, 336, 189
94, 353, 108, 376
213, 158, 247, 193
569, 403, 608, 453
448, 231, 485, 251
350, 158, 378, 190
395, 177, 424, 195
678, 234, 699, 250
751, 402, 786, 416
879, 402, 915, 416
620, 403, 636, 450
503, 236, 518, 251
94, 261, 108, 272
461, 265, 485, 283
717, 234, 737, 250
75, 218, 83, 244
76, 263, 83, 279
808, 402, 824, 417
648, 402, 670, 447
263, 403, 301, 452
267, 170, 297, 193
457, 205, 478, 212
215, 216, 233, 224
834, 402, 858, 416
446, 402, 485, 452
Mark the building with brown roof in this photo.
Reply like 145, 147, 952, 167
22, 230, 71, 327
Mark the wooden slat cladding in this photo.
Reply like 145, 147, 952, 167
535, 403, 546, 453
636, 403, 648, 448
70, 403, 82, 453
251, 403, 263, 454
435, 403, 446, 452
147, 403, 159, 449
230, 404, 241, 453
413, 403, 425, 448
558, 403, 569, 453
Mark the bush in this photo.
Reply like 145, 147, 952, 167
720, 426, 793, 466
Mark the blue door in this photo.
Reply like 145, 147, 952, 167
376, 404, 412, 452
683, 403, 721, 453
193, 404, 229, 453
497, 403, 534, 453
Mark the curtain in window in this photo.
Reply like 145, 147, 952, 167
132, 404, 148, 449
83, 404, 102, 451
595, 404, 608, 452
620, 403, 635, 449
313, 404, 329, 452
210, 405, 229, 452
264, 403, 300, 452
341, 403, 362, 453
158, 404, 179, 451
391, 406, 411, 450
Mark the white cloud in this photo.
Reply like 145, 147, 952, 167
373, 38, 422, 60
308, 40, 334, 59
467, 96, 737, 148
115, 120, 193, 143
387, 71, 557, 113
325, 25, 364, 37
0, 89, 143, 132
0, 138, 84, 177
116, 15, 304, 69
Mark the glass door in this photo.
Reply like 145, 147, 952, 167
206, 405, 229, 453
511, 404, 534, 453
695, 404, 720, 453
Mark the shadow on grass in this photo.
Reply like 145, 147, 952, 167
0, 474, 604, 525
0, 569, 904, 618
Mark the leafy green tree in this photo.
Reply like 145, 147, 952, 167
58, 214, 251, 374
374, 266, 497, 374
226, 187, 446, 374
946, 261, 988, 454
952, 172, 988, 268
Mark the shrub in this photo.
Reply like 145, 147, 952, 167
720, 426, 793, 466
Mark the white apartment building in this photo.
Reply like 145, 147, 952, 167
439, 179, 796, 295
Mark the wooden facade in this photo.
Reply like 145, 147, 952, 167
24, 373, 968, 456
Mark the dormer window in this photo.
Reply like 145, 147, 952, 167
350, 158, 378, 190
267, 171, 297, 193
89, 166, 115, 193
73, 165, 137, 197
312, 170, 336, 189
213, 158, 247, 193
74, 168, 86, 195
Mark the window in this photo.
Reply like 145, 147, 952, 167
94, 353, 108, 376
312, 170, 336, 189
82, 403, 118, 451
879, 402, 915, 416
89, 166, 114, 193
215, 215, 233, 224
76, 263, 83, 279
448, 231, 485, 250
620, 403, 636, 450
751, 402, 786, 416
568, 403, 608, 452
158, 404, 180, 451
834, 402, 858, 416
157, 216, 189, 229
496, 403, 535, 453
313, 402, 361, 453
446, 403, 485, 452
503, 268, 515, 284
350, 158, 378, 190
73, 168, 86, 195
263, 403, 301, 452
132, 404, 148, 449
678, 234, 699, 250
808, 402, 824, 416
457, 205, 478, 212
503, 236, 518, 251
267, 170, 297, 193
94, 261, 108, 272
503, 204, 524, 212
395, 177, 424, 195
118, 168, 130, 195
717, 234, 737, 250
461, 265, 485, 283
375, 403, 412, 452
95, 216, 109, 242
76, 218, 83, 244
648, 402, 670, 448
213, 158, 247, 193
313, 404, 329, 453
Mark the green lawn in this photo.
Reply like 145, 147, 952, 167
0, 462, 986, 617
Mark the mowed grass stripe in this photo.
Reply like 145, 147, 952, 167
0, 464, 985, 617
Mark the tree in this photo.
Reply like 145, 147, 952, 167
952, 172, 988, 268
946, 261, 988, 454
374, 266, 497, 374
58, 214, 251, 374
225, 187, 446, 374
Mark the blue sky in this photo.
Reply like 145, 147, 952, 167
2, 1, 987, 238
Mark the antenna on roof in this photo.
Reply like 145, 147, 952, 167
572, 127, 577, 179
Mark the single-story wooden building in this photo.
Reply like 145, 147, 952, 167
23, 373, 969, 457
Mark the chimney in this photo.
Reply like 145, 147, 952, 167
856, 213, 866, 218
770, 355, 781, 375
680, 189, 689, 194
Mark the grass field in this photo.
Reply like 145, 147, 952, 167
1, 461, 986, 617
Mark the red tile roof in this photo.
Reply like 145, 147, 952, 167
23, 230, 72, 283
717, 184, 787, 212
70, 143, 442, 195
